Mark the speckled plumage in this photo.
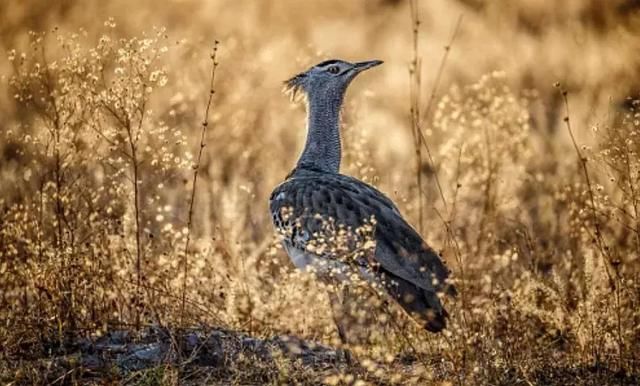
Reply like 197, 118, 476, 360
270, 59, 455, 333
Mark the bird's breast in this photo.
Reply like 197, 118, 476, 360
282, 241, 378, 284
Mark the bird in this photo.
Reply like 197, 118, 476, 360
269, 59, 456, 343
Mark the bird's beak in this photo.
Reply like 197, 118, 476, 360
353, 60, 383, 73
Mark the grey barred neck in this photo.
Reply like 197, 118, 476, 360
296, 88, 345, 174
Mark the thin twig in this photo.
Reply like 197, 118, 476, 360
128, 119, 143, 330
558, 87, 612, 275
558, 85, 624, 369
419, 14, 464, 213
180, 41, 220, 326
409, 0, 425, 233
421, 14, 463, 126
408, 5, 466, 378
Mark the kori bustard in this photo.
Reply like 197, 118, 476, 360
269, 59, 455, 344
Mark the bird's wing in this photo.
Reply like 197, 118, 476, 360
269, 171, 454, 296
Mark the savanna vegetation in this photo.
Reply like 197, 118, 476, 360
1, 0, 639, 384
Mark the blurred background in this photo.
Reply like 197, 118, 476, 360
3, 0, 640, 138
1, 0, 640, 384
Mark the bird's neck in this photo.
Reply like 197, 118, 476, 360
297, 91, 344, 174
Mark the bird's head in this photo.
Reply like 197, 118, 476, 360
284, 59, 383, 101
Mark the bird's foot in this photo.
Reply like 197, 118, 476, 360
336, 347, 354, 366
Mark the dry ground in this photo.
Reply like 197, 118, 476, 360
1, 0, 640, 385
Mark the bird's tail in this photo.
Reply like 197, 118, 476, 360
384, 272, 449, 333
421, 295, 448, 332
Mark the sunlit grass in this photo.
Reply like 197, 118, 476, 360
1, 1, 640, 384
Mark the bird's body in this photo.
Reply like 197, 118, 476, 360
269, 59, 455, 336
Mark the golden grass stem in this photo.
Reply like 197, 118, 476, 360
180, 41, 220, 327
559, 86, 625, 371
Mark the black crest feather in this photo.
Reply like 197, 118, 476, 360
283, 72, 307, 101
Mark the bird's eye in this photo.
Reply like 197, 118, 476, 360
327, 66, 340, 74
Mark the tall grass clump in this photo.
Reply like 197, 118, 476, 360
1, 23, 193, 351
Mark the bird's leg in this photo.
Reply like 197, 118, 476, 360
328, 287, 354, 365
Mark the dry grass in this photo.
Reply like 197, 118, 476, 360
1, 0, 640, 384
